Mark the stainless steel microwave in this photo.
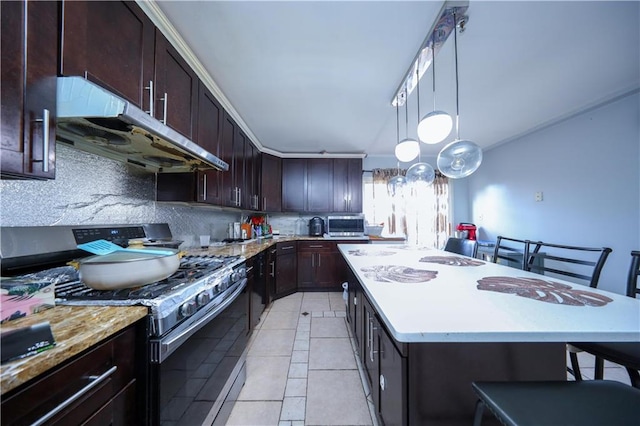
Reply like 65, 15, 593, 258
326, 215, 365, 237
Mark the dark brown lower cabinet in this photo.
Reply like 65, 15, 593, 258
275, 242, 297, 298
1, 321, 147, 425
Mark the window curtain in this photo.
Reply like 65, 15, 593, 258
404, 171, 450, 248
365, 168, 450, 246
371, 168, 407, 236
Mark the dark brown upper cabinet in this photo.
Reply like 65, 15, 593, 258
153, 29, 198, 140
261, 153, 282, 212
1, 0, 58, 179
282, 158, 333, 213
333, 158, 363, 213
60, 1, 155, 112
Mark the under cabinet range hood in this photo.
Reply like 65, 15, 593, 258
55, 77, 228, 173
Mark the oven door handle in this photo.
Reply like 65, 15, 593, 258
154, 278, 247, 363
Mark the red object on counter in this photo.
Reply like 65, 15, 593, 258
456, 223, 477, 240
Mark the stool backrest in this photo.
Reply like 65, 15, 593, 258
444, 237, 478, 258
492, 236, 529, 270
527, 241, 612, 288
628, 250, 640, 298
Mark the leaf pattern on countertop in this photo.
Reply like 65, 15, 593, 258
476, 276, 613, 306
361, 265, 438, 283
419, 256, 485, 267
348, 249, 396, 257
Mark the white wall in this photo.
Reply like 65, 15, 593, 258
467, 91, 640, 294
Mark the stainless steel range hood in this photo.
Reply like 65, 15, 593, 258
55, 77, 228, 173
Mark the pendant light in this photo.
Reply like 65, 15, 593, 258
437, 14, 482, 179
388, 104, 408, 196
417, 40, 452, 144
406, 64, 435, 185
395, 93, 419, 163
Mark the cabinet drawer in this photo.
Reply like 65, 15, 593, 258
277, 242, 297, 256
298, 241, 335, 252
1, 325, 137, 425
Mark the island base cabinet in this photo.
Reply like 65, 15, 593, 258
406, 342, 566, 425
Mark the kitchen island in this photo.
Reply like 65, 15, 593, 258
339, 244, 640, 425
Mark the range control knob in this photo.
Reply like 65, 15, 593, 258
196, 292, 210, 307
219, 277, 229, 291
179, 301, 197, 318
237, 267, 246, 279
231, 272, 240, 283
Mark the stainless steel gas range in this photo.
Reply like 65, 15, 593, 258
1, 223, 249, 426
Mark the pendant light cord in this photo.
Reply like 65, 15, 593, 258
454, 11, 460, 140
415, 65, 422, 162
396, 104, 400, 174
432, 40, 437, 111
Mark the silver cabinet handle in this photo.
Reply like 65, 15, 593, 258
41, 109, 50, 173
34, 109, 51, 173
263, 197, 267, 211
238, 187, 242, 206
145, 80, 154, 116
31, 365, 118, 426
202, 173, 207, 201
161, 92, 168, 124
318, 253, 321, 267
270, 261, 275, 277
309, 245, 324, 248
246, 266, 254, 273
281, 245, 294, 250
311, 253, 315, 268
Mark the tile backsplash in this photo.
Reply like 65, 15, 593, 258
1, 145, 345, 246
0, 145, 239, 247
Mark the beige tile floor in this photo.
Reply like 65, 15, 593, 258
226, 292, 376, 426
226, 292, 634, 426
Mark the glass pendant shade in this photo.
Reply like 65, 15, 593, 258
437, 139, 483, 179
405, 162, 435, 185
387, 175, 408, 197
417, 111, 453, 144
395, 138, 420, 162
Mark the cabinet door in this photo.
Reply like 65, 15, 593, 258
378, 325, 407, 426
266, 247, 278, 304
275, 252, 297, 297
362, 298, 380, 406
307, 159, 332, 212
233, 128, 247, 208
196, 83, 223, 204
1, 0, 57, 179
315, 252, 337, 288
297, 252, 315, 289
219, 112, 236, 207
154, 29, 198, 140
261, 154, 282, 212
60, 1, 154, 111
244, 142, 260, 210
333, 159, 363, 213
282, 158, 306, 212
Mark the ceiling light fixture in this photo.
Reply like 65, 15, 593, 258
437, 13, 482, 179
417, 39, 452, 144
395, 93, 420, 162
406, 65, 435, 186
391, 1, 469, 108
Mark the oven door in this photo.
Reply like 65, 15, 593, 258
149, 279, 249, 426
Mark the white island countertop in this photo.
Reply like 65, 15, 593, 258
338, 244, 640, 343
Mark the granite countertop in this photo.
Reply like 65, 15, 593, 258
338, 244, 640, 344
0, 236, 366, 395
0, 306, 147, 395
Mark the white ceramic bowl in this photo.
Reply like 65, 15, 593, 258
365, 225, 384, 237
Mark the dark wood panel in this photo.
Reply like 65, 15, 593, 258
60, 0, 154, 110
154, 29, 198, 139
196, 83, 224, 204
281, 158, 306, 212
261, 153, 282, 212
333, 158, 362, 212
306, 159, 332, 212
1, 0, 57, 179
275, 252, 297, 297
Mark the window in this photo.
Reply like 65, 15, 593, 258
363, 168, 451, 248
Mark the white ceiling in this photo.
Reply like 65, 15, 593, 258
153, 1, 640, 160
